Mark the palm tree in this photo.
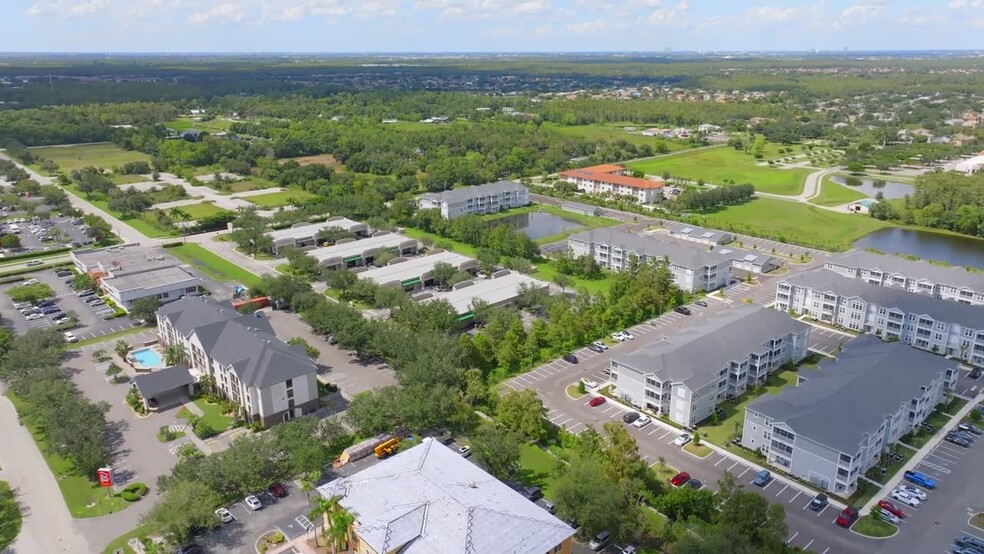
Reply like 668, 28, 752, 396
114, 339, 131, 358
164, 344, 187, 366
328, 508, 357, 554
309, 495, 341, 549
299, 470, 320, 509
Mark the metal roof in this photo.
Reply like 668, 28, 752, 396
267, 218, 367, 242
358, 251, 477, 286
569, 228, 733, 270
102, 266, 199, 293
424, 271, 548, 315
307, 233, 416, 262
132, 364, 194, 398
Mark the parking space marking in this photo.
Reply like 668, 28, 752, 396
760, 479, 774, 491
737, 467, 751, 478
658, 430, 673, 440
788, 491, 801, 504
785, 532, 798, 544
816, 504, 829, 517
959, 530, 984, 542
714, 456, 727, 467
567, 422, 583, 433
647, 428, 660, 436
775, 484, 788, 496
802, 539, 814, 550
728, 461, 740, 471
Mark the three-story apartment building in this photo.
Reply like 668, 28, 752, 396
418, 180, 529, 219
776, 269, 984, 366
610, 306, 810, 428
825, 250, 984, 306
743, 335, 957, 496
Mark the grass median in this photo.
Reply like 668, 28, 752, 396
852, 514, 898, 538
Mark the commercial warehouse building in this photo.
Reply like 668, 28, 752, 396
308, 233, 419, 270
611, 305, 811, 428
72, 244, 200, 312
421, 270, 548, 321
742, 335, 957, 496
266, 217, 368, 255
568, 229, 732, 293
355, 250, 479, 291
825, 249, 984, 306
776, 268, 984, 366
418, 180, 529, 219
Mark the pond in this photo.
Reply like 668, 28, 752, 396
854, 227, 984, 268
831, 176, 914, 200
491, 211, 583, 240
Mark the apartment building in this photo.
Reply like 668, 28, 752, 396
825, 250, 984, 306
776, 269, 984, 366
611, 305, 811, 428
742, 335, 957, 496
558, 164, 665, 204
317, 437, 575, 554
156, 297, 319, 427
418, 180, 529, 219
568, 228, 732, 293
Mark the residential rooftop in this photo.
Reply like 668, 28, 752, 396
419, 180, 527, 204
424, 271, 548, 315
827, 250, 984, 291
614, 305, 809, 389
559, 165, 665, 190
570, 228, 733, 269
670, 224, 734, 244
102, 266, 199, 293
748, 335, 958, 453
306, 233, 417, 263
317, 438, 574, 554
357, 251, 477, 286
784, 269, 984, 329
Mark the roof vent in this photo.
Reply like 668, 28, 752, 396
468, 482, 478, 488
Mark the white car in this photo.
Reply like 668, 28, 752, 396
878, 508, 900, 525
457, 446, 471, 457
611, 332, 627, 342
632, 415, 651, 428
896, 484, 927, 501
215, 507, 234, 523
23, 279, 39, 285
25, 313, 43, 321
672, 432, 692, 447
620, 330, 634, 340
581, 378, 599, 389
891, 489, 920, 507
244, 495, 263, 510
591, 341, 608, 351
63, 332, 78, 343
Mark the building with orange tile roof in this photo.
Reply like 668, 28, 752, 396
558, 164, 665, 203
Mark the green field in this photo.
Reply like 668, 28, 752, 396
228, 178, 279, 193
691, 197, 893, 251
544, 122, 691, 151
174, 202, 231, 220
627, 145, 814, 195
30, 144, 151, 173
517, 444, 560, 500
164, 243, 262, 288
245, 189, 319, 208
109, 173, 148, 185
164, 117, 232, 133
809, 178, 869, 207
59, 182, 178, 238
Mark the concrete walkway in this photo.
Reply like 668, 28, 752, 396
0, 386, 93, 553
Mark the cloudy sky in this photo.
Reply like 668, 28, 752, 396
7, 0, 984, 53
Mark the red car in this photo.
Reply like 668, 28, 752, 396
268, 482, 288, 498
670, 472, 691, 487
878, 499, 906, 519
589, 396, 606, 407
835, 506, 859, 528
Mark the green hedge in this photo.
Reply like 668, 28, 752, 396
119, 482, 148, 502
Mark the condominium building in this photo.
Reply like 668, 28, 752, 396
557, 164, 665, 204
824, 250, 984, 306
156, 297, 319, 427
418, 180, 529, 219
317, 437, 575, 554
776, 269, 984, 366
742, 335, 957, 496
611, 305, 811, 428
568, 229, 732, 293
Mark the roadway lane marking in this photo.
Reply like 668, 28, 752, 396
788, 491, 801, 504
775, 484, 788, 496
785, 532, 798, 544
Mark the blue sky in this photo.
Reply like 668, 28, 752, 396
5, 0, 984, 53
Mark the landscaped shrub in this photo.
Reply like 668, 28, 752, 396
126, 388, 146, 414
157, 426, 180, 442
119, 482, 148, 502
192, 418, 217, 439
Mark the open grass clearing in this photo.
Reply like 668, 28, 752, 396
100, 523, 155, 554
517, 444, 560, 500
164, 117, 232, 133
943, 396, 968, 416
109, 173, 148, 186
163, 243, 262, 288
29, 144, 151, 174
59, 181, 178, 238
627, 144, 814, 195
809, 178, 870, 207
287, 154, 346, 171
864, 445, 915, 485
245, 189, 319, 208
544, 122, 692, 151
171, 202, 231, 221
699, 369, 800, 447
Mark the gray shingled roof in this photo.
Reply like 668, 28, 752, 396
132, 364, 194, 398
672, 225, 733, 244
419, 180, 527, 204
569, 228, 733, 270
748, 335, 956, 453
156, 296, 241, 336
784, 269, 984, 328
317, 438, 574, 554
828, 250, 984, 291
613, 305, 809, 389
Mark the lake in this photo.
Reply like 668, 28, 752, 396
854, 227, 984, 268
831, 176, 914, 199
491, 211, 583, 240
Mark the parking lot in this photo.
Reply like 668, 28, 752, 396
1, 213, 92, 253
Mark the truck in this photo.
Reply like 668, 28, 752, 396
333, 433, 396, 468
374, 437, 400, 459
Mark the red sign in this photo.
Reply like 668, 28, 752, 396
97, 467, 113, 488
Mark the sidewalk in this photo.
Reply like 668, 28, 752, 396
859, 394, 982, 516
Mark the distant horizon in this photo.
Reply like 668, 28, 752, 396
1, 49, 983, 57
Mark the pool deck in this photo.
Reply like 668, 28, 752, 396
129, 346, 165, 371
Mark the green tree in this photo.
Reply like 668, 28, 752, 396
114, 339, 132, 358
476, 247, 499, 275
656, 485, 716, 521
0, 234, 21, 248
327, 507, 357, 554
0, 481, 21, 552
715, 472, 788, 549
129, 297, 160, 323
552, 273, 574, 294
429, 261, 458, 288
72, 273, 98, 292
553, 455, 630, 539
229, 206, 272, 255
164, 343, 186, 366
495, 389, 549, 442
142, 480, 221, 543
470, 424, 522, 480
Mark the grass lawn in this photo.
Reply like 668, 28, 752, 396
173, 202, 231, 221
178, 397, 232, 432
651, 462, 679, 483
852, 514, 898, 538
226, 178, 280, 193
566, 384, 586, 399
699, 369, 800, 447
5, 392, 132, 518
402, 227, 479, 257
100, 524, 154, 554
164, 117, 232, 133
972, 513, 984, 530
627, 145, 814, 196
287, 154, 346, 171
943, 397, 969, 416
164, 243, 262, 288
30, 144, 151, 174
864, 446, 915, 485
544, 122, 692, 151
683, 442, 713, 458
531, 260, 611, 295
245, 189, 319, 208
809, 178, 870, 207
844, 479, 880, 509
901, 410, 952, 449
691, 197, 894, 252
109, 173, 148, 185
517, 444, 560, 500
70, 326, 152, 349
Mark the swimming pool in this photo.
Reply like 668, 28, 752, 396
130, 347, 164, 369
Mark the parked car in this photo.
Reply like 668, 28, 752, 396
611, 332, 628, 342
36, 300, 55, 308
809, 493, 828, 511
40, 306, 60, 315
244, 495, 263, 510
970, 368, 983, 380
590, 341, 608, 351
632, 415, 652, 429
945, 433, 971, 448
952, 430, 975, 442
63, 332, 77, 343
12, 301, 32, 309
88, 299, 106, 307
268, 482, 288, 498
622, 412, 640, 424
878, 499, 906, 519
620, 547, 637, 554
457, 446, 471, 458
672, 432, 692, 447
77, 290, 95, 298
589, 396, 606, 407
904, 471, 936, 489
835, 506, 859, 528
619, 330, 634, 340
26, 260, 43, 267
955, 535, 984, 551
215, 507, 234, 523
562, 353, 579, 364
581, 378, 599, 389
695, 300, 708, 307
878, 508, 901, 525
752, 469, 772, 486
588, 531, 612, 551
670, 472, 691, 487
25, 313, 43, 321
587, 343, 606, 353
674, 306, 691, 315
897, 484, 927, 500
54, 316, 71, 325
524, 486, 543, 502
891, 489, 921, 507
685, 479, 703, 490
55, 269, 72, 277
959, 423, 983, 435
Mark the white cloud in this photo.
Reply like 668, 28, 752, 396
566, 19, 607, 33
412, 0, 555, 19
188, 3, 246, 24
836, 1, 884, 27
948, 0, 984, 8
897, 8, 944, 26
746, 5, 801, 24
27, 0, 110, 18
645, 0, 689, 26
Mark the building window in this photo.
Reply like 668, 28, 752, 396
287, 388, 294, 399
285, 379, 293, 388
